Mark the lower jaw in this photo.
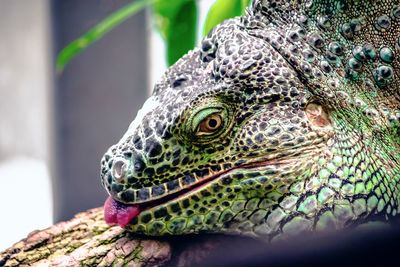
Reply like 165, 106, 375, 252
105, 153, 316, 230
104, 168, 229, 228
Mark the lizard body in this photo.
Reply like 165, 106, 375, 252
101, 0, 400, 241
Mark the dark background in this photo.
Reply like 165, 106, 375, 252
52, 0, 149, 222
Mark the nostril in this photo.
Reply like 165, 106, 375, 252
112, 158, 128, 182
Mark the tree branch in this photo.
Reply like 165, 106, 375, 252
0, 208, 171, 267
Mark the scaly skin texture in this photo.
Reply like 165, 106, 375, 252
100, 0, 400, 241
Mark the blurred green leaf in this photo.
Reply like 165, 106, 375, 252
56, 0, 156, 72
153, 0, 198, 66
57, 0, 251, 71
202, 0, 250, 37
241, 0, 252, 10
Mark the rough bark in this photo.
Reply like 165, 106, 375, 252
4, 207, 397, 266
0, 208, 171, 267
0, 208, 248, 267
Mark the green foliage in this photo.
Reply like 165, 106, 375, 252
202, 0, 250, 36
56, 0, 252, 72
153, 0, 198, 66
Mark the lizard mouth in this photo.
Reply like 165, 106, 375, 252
104, 156, 295, 228
104, 164, 237, 227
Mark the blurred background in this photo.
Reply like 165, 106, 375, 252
0, 0, 221, 251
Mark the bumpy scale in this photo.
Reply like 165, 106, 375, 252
100, 0, 400, 241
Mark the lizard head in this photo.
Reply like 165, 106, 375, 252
100, 17, 334, 236
101, 0, 400, 239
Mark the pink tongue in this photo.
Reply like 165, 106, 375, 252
104, 196, 141, 227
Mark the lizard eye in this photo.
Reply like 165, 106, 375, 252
196, 113, 223, 135
189, 105, 230, 140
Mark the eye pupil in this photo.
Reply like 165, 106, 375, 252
208, 118, 218, 128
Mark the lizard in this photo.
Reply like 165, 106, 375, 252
100, 0, 400, 242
